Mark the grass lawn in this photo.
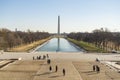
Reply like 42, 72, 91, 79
8, 37, 51, 52
67, 38, 105, 53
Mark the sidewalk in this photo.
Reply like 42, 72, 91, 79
0, 52, 120, 80
73, 61, 120, 80
33, 60, 82, 80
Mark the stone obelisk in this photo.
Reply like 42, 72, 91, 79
57, 16, 60, 51
58, 16, 60, 35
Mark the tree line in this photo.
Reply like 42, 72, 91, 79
0, 28, 50, 50
67, 28, 120, 52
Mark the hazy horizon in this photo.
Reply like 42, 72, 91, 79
0, 0, 120, 33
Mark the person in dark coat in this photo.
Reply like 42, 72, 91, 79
63, 69, 65, 76
44, 55, 46, 59
47, 59, 51, 64
49, 66, 52, 72
96, 58, 100, 62
39, 56, 41, 60
47, 54, 49, 58
43, 55, 46, 59
55, 65, 58, 72
93, 65, 96, 71
96, 65, 100, 73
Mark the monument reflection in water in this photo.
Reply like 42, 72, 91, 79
36, 38, 81, 52
57, 38, 60, 51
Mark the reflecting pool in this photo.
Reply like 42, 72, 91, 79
35, 38, 83, 52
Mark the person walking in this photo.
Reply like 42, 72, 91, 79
93, 65, 96, 71
43, 55, 46, 59
63, 68, 65, 76
96, 58, 100, 62
49, 66, 52, 72
55, 65, 58, 72
47, 59, 51, 64
96, 65, 100, 73
46, 54, 49, 58
39, 56, 41, 60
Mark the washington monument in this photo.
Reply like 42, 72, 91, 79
58, 16, 60, 35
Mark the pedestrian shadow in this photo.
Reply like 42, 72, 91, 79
34, 72, 56, 76
82, 71, 94, 73
87, 72, 98, 75
49, 75, 63, 78
40, 64, 47, 65
34, 72, 50, 76
82, 71, 98, 75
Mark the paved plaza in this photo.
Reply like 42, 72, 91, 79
0, 52, 120, 80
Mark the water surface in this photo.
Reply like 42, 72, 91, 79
36, 38, 83, 52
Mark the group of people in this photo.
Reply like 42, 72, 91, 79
33, 54, 66, 76
49, 65, 66, 76
93, 65, 100, 73
33, 54, 49, 60
47, 59, 66, 76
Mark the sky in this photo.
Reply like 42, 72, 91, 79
0, 0, 120, 33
